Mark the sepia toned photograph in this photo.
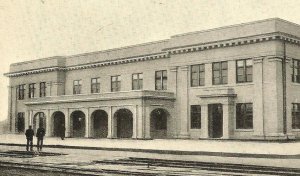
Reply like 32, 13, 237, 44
0, 0, 299, 175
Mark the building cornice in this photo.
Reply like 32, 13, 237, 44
66, 52, 169, 71
3, 66, 65, 77
5, 32, 300, 78
4, 52, 169, 77
163, 32, 300, 55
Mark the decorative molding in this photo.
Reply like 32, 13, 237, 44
169, 66, 178, 72
24, 95, 176, 105
52, 82, 64, 85
5, 32, 300, 78
267, 56, 283, 62
253, 57, 264, 64
66, 52, 169, 71
4, 52, 170, 77
198, 94, 237, 98
164, 32, 300, 56
180, 65, 189, 71
4, 67, 65, 77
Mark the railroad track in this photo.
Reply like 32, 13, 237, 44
95, 157, 300, 176
0, 157, 299, 176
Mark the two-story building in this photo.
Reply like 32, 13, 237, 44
4, 18, 300, 140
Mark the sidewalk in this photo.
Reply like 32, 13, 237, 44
0, 134, 299, 156
0, 134, 299, 172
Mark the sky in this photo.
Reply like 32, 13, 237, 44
1, 0, 300, 122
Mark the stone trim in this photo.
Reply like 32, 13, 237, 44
198, 94, 237, 98
5, 32, 300, 77
4, 52, 169, 77
4, 67, 65, 77
165, 32, 300, 55
67, 52, 169, 71
24, 95, 176, 105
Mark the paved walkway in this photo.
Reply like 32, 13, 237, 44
0, 134, 299, 173
0, 134, 299, 155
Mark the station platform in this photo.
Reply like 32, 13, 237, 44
0, 134, 299, 174
0, 134, 299, 156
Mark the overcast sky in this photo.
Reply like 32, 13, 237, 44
1, 0, 300, 122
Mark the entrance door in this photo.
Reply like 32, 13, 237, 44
208, 104, 223, 138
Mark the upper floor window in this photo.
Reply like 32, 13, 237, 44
111, 75, 121, 92
212, 61, 228, 85
73, 80, 82, 94
292, 59, 300, 83
40, 82, 46, 97
17, 84, 25, 100
292, 103, 300, 129
155, 70, 167, 90
190, 105, 201, 129
191, 64, 205, 87
91, 78, 100, 93
28, 83, 36, 98
236, 103, 253, 129
132, 73, 143, 90
236, 59, 253, 83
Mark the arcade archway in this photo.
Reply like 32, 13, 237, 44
52, 111, 65, 137
114, 109, 133, 138
71, 111, 86, 137
91, 110, 108, 138
150, 108, 170, 139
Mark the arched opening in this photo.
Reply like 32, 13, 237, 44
71, 111, 86, 137
114, 109, 133, 138
33, 112, 46, 134
91, 110, 108, 138
52, 111, 65, 137
150, 108, 169, 139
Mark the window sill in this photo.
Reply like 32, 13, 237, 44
191, 84, 233, 90
234, 129, 254, 132
190, 128, 201, 131
235, 82, 254, 86
291, 129, 300, 132
291, 83, 300, 86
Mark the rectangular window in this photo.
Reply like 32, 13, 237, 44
132, 73, 143, 90
28, 83, 36, 98
190, 105, 201, 129
73, 80, 82, 94
212, 61, 228, 85
292, 103, 300, 129
91, 78, 100, 93
236, 59, 253, 83
292, 59, 300, 83
191, 64, 205, 87
155, 70, 167, 90
17, 84, 25, 100
111, 75, 121, 92
236, 103, 253, 129
16, 112, 25, 133
40, 82, 46, 97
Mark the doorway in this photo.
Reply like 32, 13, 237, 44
52, 111, 65, 137
208, 104, 223, 138
114, 109, 133, 138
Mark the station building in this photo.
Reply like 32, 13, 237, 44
4, 18, 300, 140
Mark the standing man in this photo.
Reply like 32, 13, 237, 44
36, 127, 46, 151
60, 124, 66, 140
25, 125, 34, 152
